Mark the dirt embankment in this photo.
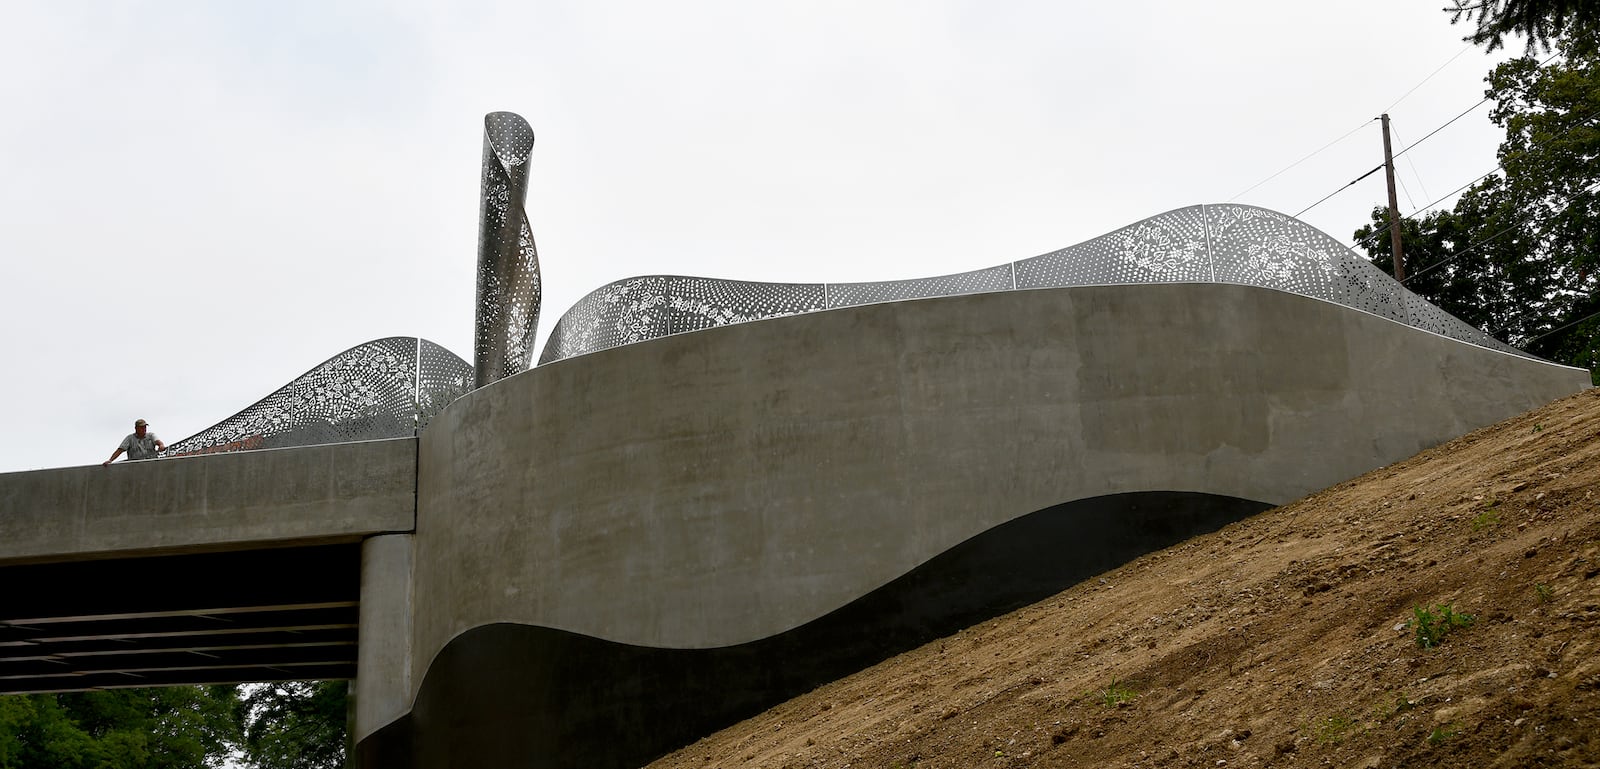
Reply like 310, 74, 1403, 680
647, 388, 1600, 769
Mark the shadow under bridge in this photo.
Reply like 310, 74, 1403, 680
0, 543, 361, 694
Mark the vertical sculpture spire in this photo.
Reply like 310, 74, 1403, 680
474, 111, 542, 388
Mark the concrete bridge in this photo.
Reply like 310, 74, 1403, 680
0, 280, 1588, 769
0, 439, 412, 691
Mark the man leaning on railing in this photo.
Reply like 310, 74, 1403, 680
103, 418, 165, 465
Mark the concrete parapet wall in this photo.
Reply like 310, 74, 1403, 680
413, 283, 1587, 661
0, 438, 417, 564
390, 283, 1587, 768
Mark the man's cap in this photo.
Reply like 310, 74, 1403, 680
135, 419, 148, 427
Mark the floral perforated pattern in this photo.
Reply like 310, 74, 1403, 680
165, 338, 472, 456
538, 204, 1534, 363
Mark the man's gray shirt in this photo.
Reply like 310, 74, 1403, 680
119, 432, 162, 460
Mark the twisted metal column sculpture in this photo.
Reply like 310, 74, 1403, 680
474, 112, 542, 388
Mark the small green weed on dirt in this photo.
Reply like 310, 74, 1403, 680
1472, 503, 1501, 531
1091, 679, 1136, 707
1409, 604, 1474, 649
1313, 715, 1356, 744
1372, 694, 1416, 722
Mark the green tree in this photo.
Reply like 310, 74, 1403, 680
0, 681, 352, 769
0, 687, 242, 769
1360, 208, 1505, 335
1488, 44, 1600, 369
1356, 41, 1599, 380
237, 682, 347, 769
1447, 0, 1600, 53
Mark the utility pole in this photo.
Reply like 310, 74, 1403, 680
1380, 114, 1406, 282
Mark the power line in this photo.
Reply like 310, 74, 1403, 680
1351, 166, 1505, 251
1350, 100, 1600, 254
1352, 51, 1593, 353
1385, 51, 1560, 165
1390, 98, 1490, 162
1231, 48, 1547, 207
1228, 119, 1374, 201
1389, 123, 1431, 202
1398, 183, 1598, 352
1402, 220, 1522, 284
1382, 44, 1476, 114
1397, 173, 1417, 211
1524, 307, 1600, 347
1297, 100, 1498, 218
1296, 105, 1495, 220
1395, 173, 1420, 209
1293, 163, 1385, 217
1290, 52, 1568, 228
1401, 177, 1600, 284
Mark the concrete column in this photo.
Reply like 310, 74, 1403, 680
353, 533, 413, 743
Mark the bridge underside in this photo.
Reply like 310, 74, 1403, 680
0, 544, 360, 693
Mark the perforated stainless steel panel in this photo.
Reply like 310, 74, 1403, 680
539, 277, 672, 364
664, 277, 826, 333
1015, 205, 1211, 288
164, 337, 472, 457
537, 278, 826, 364
418, 338, 475, 431
541, 204, 1535, 364
1205, 204, 1407, 323
828, 265, 1013, 309
1399, 290, 1526, 356
475, 112, 542, 388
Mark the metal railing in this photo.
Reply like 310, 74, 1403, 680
539, 204, 1527, 364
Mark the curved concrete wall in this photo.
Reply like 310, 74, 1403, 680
376, 282, 1587, 768
417, 283, 1584, 653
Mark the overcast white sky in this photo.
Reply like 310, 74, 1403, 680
0, 1, 1525, 472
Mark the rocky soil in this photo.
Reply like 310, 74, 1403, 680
646, 387, 1600, 769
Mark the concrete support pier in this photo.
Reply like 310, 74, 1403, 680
355, 534, 414, 747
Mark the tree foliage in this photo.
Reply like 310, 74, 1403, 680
1356, 41, 1600, 379
0, 688, 240, 769
0, 681, 348, 769
237, 682, 347, 769
1446, 0, 1600, 54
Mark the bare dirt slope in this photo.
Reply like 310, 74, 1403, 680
646, 388, 1600, 769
